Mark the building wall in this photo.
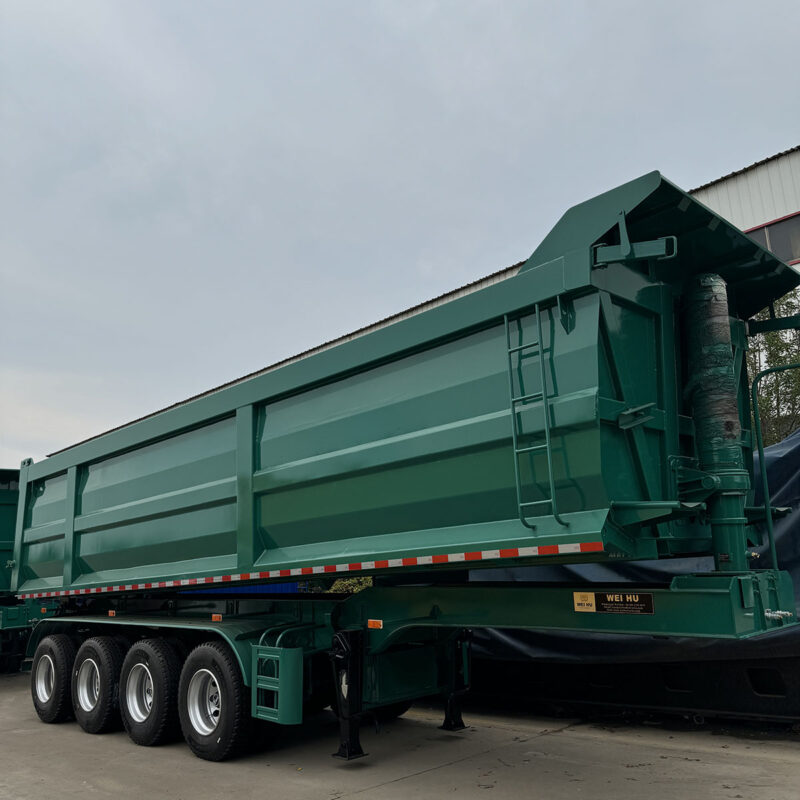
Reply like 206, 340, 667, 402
691, 147, 800, 266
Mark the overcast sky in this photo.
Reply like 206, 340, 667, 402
1, 0, 798, 466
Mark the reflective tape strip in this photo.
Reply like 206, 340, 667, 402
15, 541, 604, 598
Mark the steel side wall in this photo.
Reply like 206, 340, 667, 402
15, 282, 609, 595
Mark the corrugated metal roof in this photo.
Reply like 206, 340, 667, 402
690, 145, 800, 193
690, 148, 800, 230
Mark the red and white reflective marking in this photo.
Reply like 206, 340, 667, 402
16, 541, 604, 599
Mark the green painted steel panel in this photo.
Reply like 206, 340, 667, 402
1, 470, 56, 671
11, 172, 800, 598
1, 471, 19, 595
252, 645, 304, 723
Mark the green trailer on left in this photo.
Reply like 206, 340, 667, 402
8, 171, 800, 763
1, 469, 54, 672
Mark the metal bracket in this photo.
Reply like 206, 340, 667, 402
669, 455, 721, 502
593, 211, 677, 267
557, 294, 576, 334
744, 505, 791, 525
610, 500, 704, 527
617, 402, 655, 430
747, 314, 800, 335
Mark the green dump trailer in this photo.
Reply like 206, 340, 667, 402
1, 469, 53, 672
10, 171, 800, 761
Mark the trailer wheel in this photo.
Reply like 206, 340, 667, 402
120, 638, 182, 746
71, 636, 124, 734
178, 641, 248, 761
31, 634, 76, 723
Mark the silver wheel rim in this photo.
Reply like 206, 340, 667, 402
76, 658, 101, 712
35, 654, 55, 703
126, 663, 154, 723
186, 668, 221, 736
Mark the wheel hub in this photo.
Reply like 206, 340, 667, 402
76, 657, 101, 712
35, 654, 55, 703
186, 668, 222, 736
126, 662, 155, 723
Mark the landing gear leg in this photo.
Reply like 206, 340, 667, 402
440, 629, 470, 732
330, 629, 367, 760
440, 693, 466, 731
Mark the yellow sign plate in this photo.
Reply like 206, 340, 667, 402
573, 591, 596, 613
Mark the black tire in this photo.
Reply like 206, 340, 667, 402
163, 635, 191, 664
120, 638, 182, 746
71, 636, 124, 734
178, 641, 249, 761
374, 699, 414, 722
31, 634, 77, 723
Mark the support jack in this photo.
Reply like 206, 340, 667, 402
330, 629, 368, 760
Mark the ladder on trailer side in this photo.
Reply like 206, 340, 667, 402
504, 304, 568, 529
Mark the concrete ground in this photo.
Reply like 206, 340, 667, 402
1, 671, 799, 800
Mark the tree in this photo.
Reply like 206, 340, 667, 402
746, 288, 800, 446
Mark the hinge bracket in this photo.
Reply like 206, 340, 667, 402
669, 455, 721, 502
593, 211, 677, 267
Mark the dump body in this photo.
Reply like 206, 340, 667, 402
11, 171, 800, 600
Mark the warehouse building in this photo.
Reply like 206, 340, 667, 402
691, 145, 800, 267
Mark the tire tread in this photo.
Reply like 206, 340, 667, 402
72, 636, 124, 734
178, 640, 249, 761
31, 634, 77, 723
120, 637, 182, 746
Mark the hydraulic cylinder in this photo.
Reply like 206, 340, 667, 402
684, 274, 749, 572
